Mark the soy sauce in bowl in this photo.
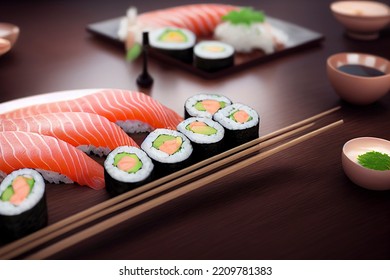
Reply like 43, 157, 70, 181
338, 64, 386, 77
326, 52, 390, 105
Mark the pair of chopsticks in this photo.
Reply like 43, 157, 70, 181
0, 106, 342, 260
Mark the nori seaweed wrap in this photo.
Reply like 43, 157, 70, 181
177, 117, 225, 162
194, 41, 234, 72
141, 129, 193, 178
213, 103, 259, 149
104, 146, 154, 197
0, 169, 48, 241
149, 27, 196, 63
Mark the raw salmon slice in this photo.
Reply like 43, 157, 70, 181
0, 131, 105, 190
0, 112, 138, 156
137, 4, 238, 37
0, 89, 183, 132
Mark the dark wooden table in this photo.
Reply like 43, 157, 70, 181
1, 0, 389, 259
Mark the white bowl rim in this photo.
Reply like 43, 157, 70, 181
0, 22, 20, 37
327, 52, 390, 80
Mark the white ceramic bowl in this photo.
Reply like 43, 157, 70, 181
0, 22, 20, 52
330, 1, 390, 40
342, 137, 390, 190
327, 52, 390, 105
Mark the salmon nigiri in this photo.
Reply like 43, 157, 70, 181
0, 112, 138, 156
0, 131, 105, 190
0, 89, 183, 133
117, 4, 238, 53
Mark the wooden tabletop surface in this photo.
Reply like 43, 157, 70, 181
1, 0, 389, 259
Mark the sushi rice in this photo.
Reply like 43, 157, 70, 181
141, 129, 193, 164
185, 93, 232, 119
213, 103, 259, 130
149, 27, 196, 51
104, 146, 154, 183
116, 120, 153, 133
194, 40, 234, 60
215, 21, 288, 54
77, 145, 111, 157
35, 169, 74, 184
177, 117, 225, 144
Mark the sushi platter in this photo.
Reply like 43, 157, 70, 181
86, 6, 324, 79
2, 0, 390, 262
0, 86, 345, 259
0, 88, 267, 255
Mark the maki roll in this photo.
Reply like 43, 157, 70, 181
149, 27, 196, 63
213, 103, 259, 149
141, 129, 193, 178
177, 117, 225, 162
104, 146, 154, 197
0, 169, 48, 241
184, 93, 232, 119
194, 40, 234, 72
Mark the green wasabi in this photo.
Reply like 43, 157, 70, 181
357, 151, 390, 171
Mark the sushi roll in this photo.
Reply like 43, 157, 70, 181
184, 93, 232, 119
213, 103, 259, 149
141, 129, 193, 178
177, 117, 225, 162
194, 40, 234, 72
0, 169, 48, 241
149, 27, 196, 63
104, 146, 154, 197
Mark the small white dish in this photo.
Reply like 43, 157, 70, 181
330, 1, 390, 40
342, 137, 390, 190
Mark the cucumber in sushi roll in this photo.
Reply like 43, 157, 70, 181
213, 103, 259, 149
184, 93, 232, 119
177, 117, 225, 162
149, 27, 196, 63
194, 40, 234, 72
104, 146, 154, 197
0, 169, 48, 241
141, 129, 193, 178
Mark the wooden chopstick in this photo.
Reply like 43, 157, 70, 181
25, 119, 344, 260
0, 106, 340, 259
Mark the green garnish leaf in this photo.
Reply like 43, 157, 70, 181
126, 43, 142, 61
357, 151, 390, 171
222, 7, 266, 25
